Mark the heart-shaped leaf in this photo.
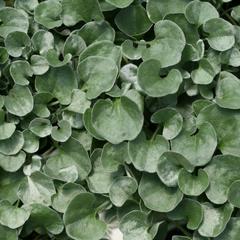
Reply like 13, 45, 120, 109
17, 171, 56, 206
51, 120, 72, 142
178, 169, 209, 196
128, 132, 169, 173
204, 154, 240, 204
115, 4, 152, 36
216, 71, 240, 109
78, 56, 118, 99
198, 203, 233, 237
109, 176, 138, 207
91, 97, 143, 144
203, 18, 235, 51
138, 59, 183, 97
34, 0, 62, 29
52, 183, 86, 213
120, 210, 152, 240
168, 198, 203, 230
185, 0, 219, 26
0, 200, 30, 229
62, 0, 103, 26
171, 122, 217, 166
151, 108, 183, 140
0, 7, 29, 38
44, 138, 91, 182
35, 65, 77, 105
10, 60, 33, 85
142, 20, 186, 68
139, 173, 183, 212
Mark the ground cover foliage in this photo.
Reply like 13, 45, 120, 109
0, 0, 240, 239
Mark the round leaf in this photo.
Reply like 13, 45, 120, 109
51, 120, 72, 142
0, 122, 15, 140
29, 118, 52, 138
228, 180, 240, 208
30, 55, 49, 75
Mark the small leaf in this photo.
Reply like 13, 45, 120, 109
216, 71, 240, 109
44, 138, 91, 182
24, 203, 64, 235
146, 0, 189, 23
0, 47, 9, 64
34, 0, 62, 29
0, 122, 15, 140
168, 199, 203, 230
139, 173, 183, 212
35, 66, 77, 105
30, 55, 49, 75
29, 118, 52, 138
128, 132, 169, 173
198, 203, 233, 238
115, 5, 152, 36
5, 85, 33, 117
109, 176, 138, 207
138, 59, 182, 97
151, 108, 183, 140
0, 7, 29, 38
62, 0, 103, 26
4, 31, 31, 58
51, 120, 72, 142
203, 18, 235, 51
10, 60, 33, 85
46, 49, 72, 67
185, 0, 219, 26
78, 56, 118, 99
231, 6, 240, 23
0, 151, 26, 172
18, 171, 56, 206
0, 131, 24, 155
142, 20, 186, 68
157, 152, 194, 187
171, 122, 217, 166
0, 200, 30, 229
92, 97, 143, 144
120, 210, 152, 240
64, 193, 107, 240
228, 180, 240, 208
52, 183, 86, 213
178, 169, 209, 196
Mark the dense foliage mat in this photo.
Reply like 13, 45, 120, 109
0, 0, 240, 239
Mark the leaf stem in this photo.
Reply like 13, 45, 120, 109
174, 222, 192, 238
151, 125, 161, 141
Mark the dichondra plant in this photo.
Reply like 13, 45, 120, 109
0, 0, 240, 239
